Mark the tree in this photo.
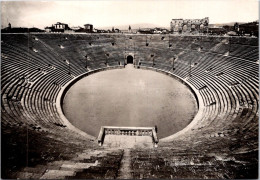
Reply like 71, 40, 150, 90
234, 22, 239, 32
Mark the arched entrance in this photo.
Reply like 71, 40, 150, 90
127, 55, 133, 64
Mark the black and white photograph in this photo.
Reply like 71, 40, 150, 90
1, 0, 259, 179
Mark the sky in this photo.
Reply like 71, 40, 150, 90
1, 0, 259, 29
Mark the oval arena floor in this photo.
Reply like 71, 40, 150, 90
1, 33, 259, 179
63, 65, 197, 139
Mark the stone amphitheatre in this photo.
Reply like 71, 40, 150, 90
1, 33, 259, 179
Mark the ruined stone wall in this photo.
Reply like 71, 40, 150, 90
170, 17, 209, 33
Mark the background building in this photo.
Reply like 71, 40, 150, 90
84, 24, 93, 33
44, 22, 72, 33
234, 21, 259, 37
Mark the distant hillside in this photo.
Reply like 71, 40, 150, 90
97, 23, 169, 30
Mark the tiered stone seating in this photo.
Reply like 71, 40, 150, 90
129, 136, 258, 179
135, 35, 258, 178
1, 33, 258, 179
1, 34, 124, 179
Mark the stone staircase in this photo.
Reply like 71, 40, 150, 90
117, 149, 133, 179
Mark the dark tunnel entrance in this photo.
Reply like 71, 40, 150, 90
127, 55, 133, 64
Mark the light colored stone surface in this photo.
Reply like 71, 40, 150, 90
60, 161, 98, 170
39, 151, 103, 179
40, 170, 75, 179
103, 135, 154, 148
